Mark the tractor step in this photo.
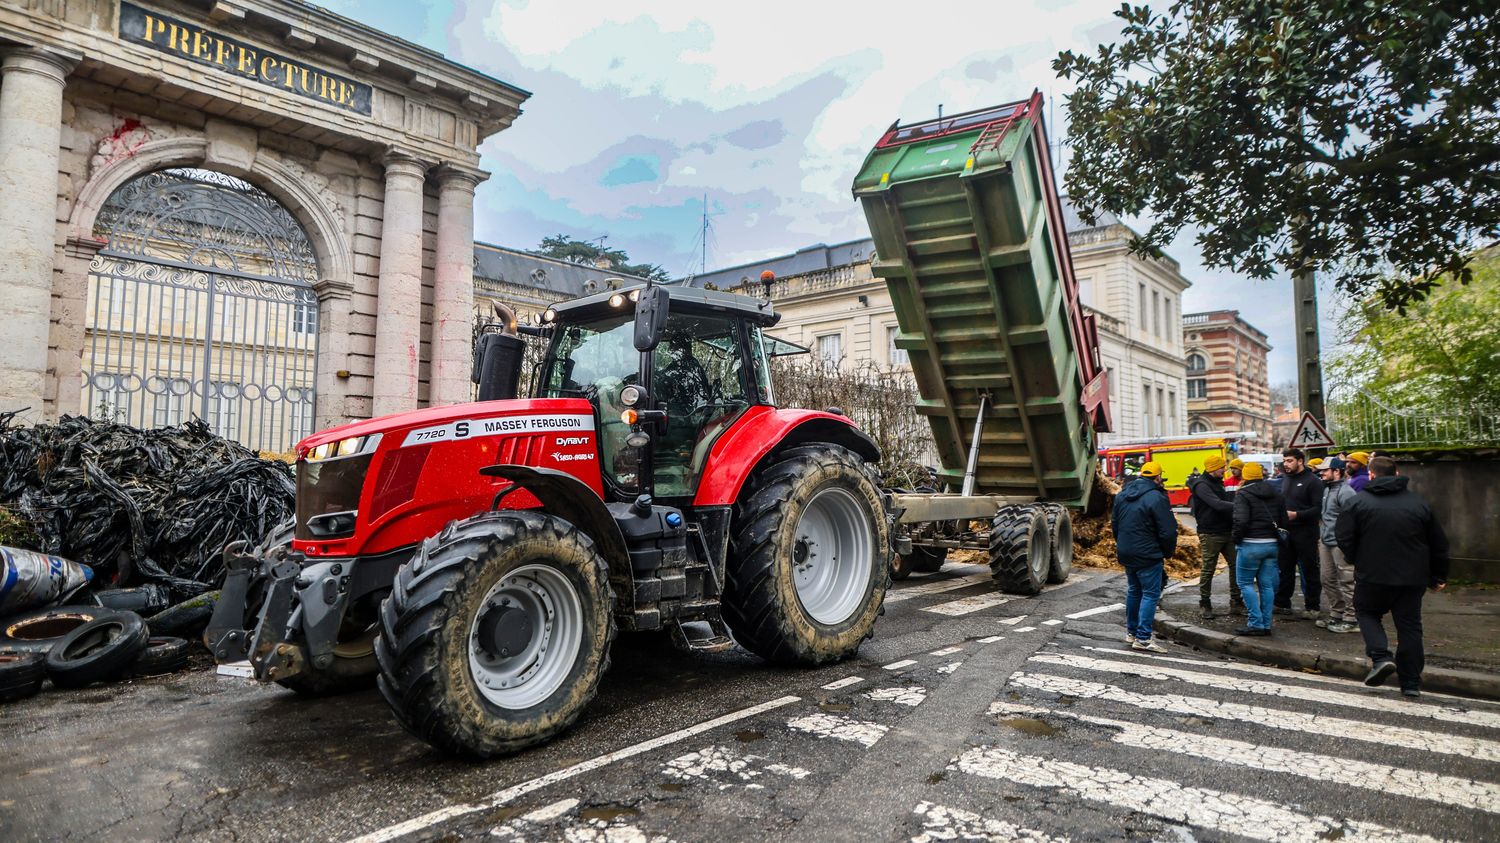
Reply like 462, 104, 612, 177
669, 617, 737, 654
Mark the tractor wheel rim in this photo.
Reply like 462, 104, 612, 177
468, 563, 582, 709
791, 487, 874, 625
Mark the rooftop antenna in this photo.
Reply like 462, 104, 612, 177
701, 192, 709, 276
937, 103, 944, 126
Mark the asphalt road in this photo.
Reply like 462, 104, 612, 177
3, 563, 1497, 843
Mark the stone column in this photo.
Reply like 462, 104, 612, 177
431, 163, 488, 406
372, 149, 430, 417
0, 47, 78, 419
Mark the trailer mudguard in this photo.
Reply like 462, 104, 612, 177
691, 406, 881, 508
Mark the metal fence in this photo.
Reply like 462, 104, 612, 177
1326, 385, 1500, 450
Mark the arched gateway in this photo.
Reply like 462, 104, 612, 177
84, 167, 319, 452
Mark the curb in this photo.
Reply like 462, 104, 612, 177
1154, 610, 1500, 702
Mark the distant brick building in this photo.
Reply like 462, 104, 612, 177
1182, 309, 1274, 450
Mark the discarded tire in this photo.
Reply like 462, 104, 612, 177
132, 636, 191, 676
1040, 503, 1074, 584
45, 612, 150, 689
0, 651, 46, 702
724, 444, 890, 666
988, 504, 1050, 595
0, 606, 121, 655
377, 510, 616, 758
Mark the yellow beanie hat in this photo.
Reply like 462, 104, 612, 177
1203, 454, 1226, 472
1241, 461, 1265, 480
1229, 458, 1244, 470
1347, 451, 1370, 466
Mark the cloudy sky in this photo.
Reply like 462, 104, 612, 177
317, 0, 1345, 387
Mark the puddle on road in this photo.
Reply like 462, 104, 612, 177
1000, 717, 1062, 737
734, 729, 764, 743
817, 702, 851, 713
580, 803, 641, 823
659, 781, 684, 792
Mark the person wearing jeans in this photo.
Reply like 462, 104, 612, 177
1111, 461, 1177, 652
1231, 461, 1287, 635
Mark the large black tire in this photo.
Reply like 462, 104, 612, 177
0, 652, 46, 702
988, 505, 1050, 595
45, 612, 150, 689
131, 637, 192, 677
1, 607, 123, 655
375, 510, 615, 758
1040, 503, 1074, 585
723, 445, 890, 666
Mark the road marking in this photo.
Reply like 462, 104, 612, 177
1030, 651, 1500, 730
999, 615, 1029, 625
867, 687, 927, 707
952, 744, 1449, 843
662, 744, 810, 790
345, 695, 801, 843
911, 800, 1070, 843
821, 676, 865, 691
520, 798, 578, 823
1013, 626, 1038, 633
1040, 573, 1090, 591
1011, 672, 1500, 762
885, 573, 992, 603
787, 712, 888, 747
1080, 645, 1500, 708
921, 592, 1012, 616
1065, 602, 1123, 619
1043, 619, 1064, 626
991, 702, 1500, 815
978, 635, 1005, 643
928, 646, 964, 656
936, 661, 962, 675
883, 659, 918, 671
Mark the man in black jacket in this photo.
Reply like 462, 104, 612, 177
1274, 448, 1323, 617
1335, 456, 1450, 697
1190, 453, 1242, 618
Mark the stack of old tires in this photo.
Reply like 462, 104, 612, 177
0, 607, 190, 703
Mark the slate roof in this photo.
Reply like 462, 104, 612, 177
472, 241, 653, 298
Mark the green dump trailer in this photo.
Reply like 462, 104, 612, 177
853, 92, 1113, 594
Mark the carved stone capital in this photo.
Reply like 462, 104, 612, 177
434, 163, 489, 195
382, 148, 432, 181
0, 46, 81, 84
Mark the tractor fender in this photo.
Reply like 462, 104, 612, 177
692, 407, 881, 507
480, 464, 631, 569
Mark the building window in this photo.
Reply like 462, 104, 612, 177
1138, 283, 1146, 333
1168, 391, 1177, 434
1189, 418, 1211, 434
288, 398, 314, 444
292, 301, 317, 334
816, 333, 843, 365
1188, 378, 1207, 399
1077, 276, 1093, 307
886, 325, 909, 366
1186, 352, 1207, 373
1152, 290, 1161, 337
209, 381, 240, 441
1156, 386, 1165, 437
153, 378, 192, 428
1142, 384, 1151, 435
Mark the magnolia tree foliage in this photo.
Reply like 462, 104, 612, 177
536, 234, 672, 282
1330, 246, 1500, 411
1055, 1, 1500, 311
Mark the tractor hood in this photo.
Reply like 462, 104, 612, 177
295, 398, 594, 458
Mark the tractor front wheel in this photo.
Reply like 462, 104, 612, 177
724, 445, 890, 665
375, 510, 614, 758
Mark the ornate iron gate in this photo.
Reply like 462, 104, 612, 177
84, 169, 319, 452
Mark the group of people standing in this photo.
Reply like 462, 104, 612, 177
1114, 448, 1450, 697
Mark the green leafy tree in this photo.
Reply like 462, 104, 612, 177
1055, 2, 1500, 311
536, 234, 672, 282
1330, 246, 1500, 411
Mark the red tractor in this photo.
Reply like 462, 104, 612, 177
206, 284, 892, 757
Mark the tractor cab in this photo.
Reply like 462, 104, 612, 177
533, 285, 782, 503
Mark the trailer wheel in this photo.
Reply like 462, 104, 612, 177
724, 445, 890, 666
988, 505, 1050, 595
1040, 504, 1074, 584
376, 510, 614, 758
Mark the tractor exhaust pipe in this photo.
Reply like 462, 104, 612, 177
474, 302, 526, 401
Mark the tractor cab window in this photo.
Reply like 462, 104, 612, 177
652, 314, 751, 498
540, 315, 641, 492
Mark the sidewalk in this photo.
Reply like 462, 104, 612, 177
1157, 576, 1500, 700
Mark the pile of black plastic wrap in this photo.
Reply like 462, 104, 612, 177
0, 413, 294, 598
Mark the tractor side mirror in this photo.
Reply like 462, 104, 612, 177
633, 285, 670, 352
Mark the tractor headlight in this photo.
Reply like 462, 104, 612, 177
628, 289, 641, 302
305, 433, 382, 462
608, 293, 626, 308
620, 385, 642, 407
541, 308, 556, 324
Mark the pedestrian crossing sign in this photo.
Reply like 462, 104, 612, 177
1289, 412, 1335, 449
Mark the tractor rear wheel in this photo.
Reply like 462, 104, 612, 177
1040, 504, 1074, 584
376, 510, 615, 758
724, 445, 889, 665
988, 505, 1051, 595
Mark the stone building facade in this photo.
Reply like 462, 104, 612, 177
1182, 308, 1274, 450
0, 0, 527, 451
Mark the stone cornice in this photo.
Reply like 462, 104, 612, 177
434, 162, 489, 193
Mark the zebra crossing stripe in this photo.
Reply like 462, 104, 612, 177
787, 712, 888, 747
885, 573, 992, 603
1043, 619, 1064, 626
978, 635, 1005, 643
929, 646, 964, 656
921, 592, 1011, 616
1013, 626, 1038, 633
910, 801, 1069, 843
999, 615, 1029, 625
1030, 651, 1500, 730
1011, 672, 1500, 763
1065, 603, 1123, 619
990, 702, 1500, 815
883, 659, 918, 670
821, 676, 864, 691
952, 745, 1451, 843
1080, 645, 1500, 709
